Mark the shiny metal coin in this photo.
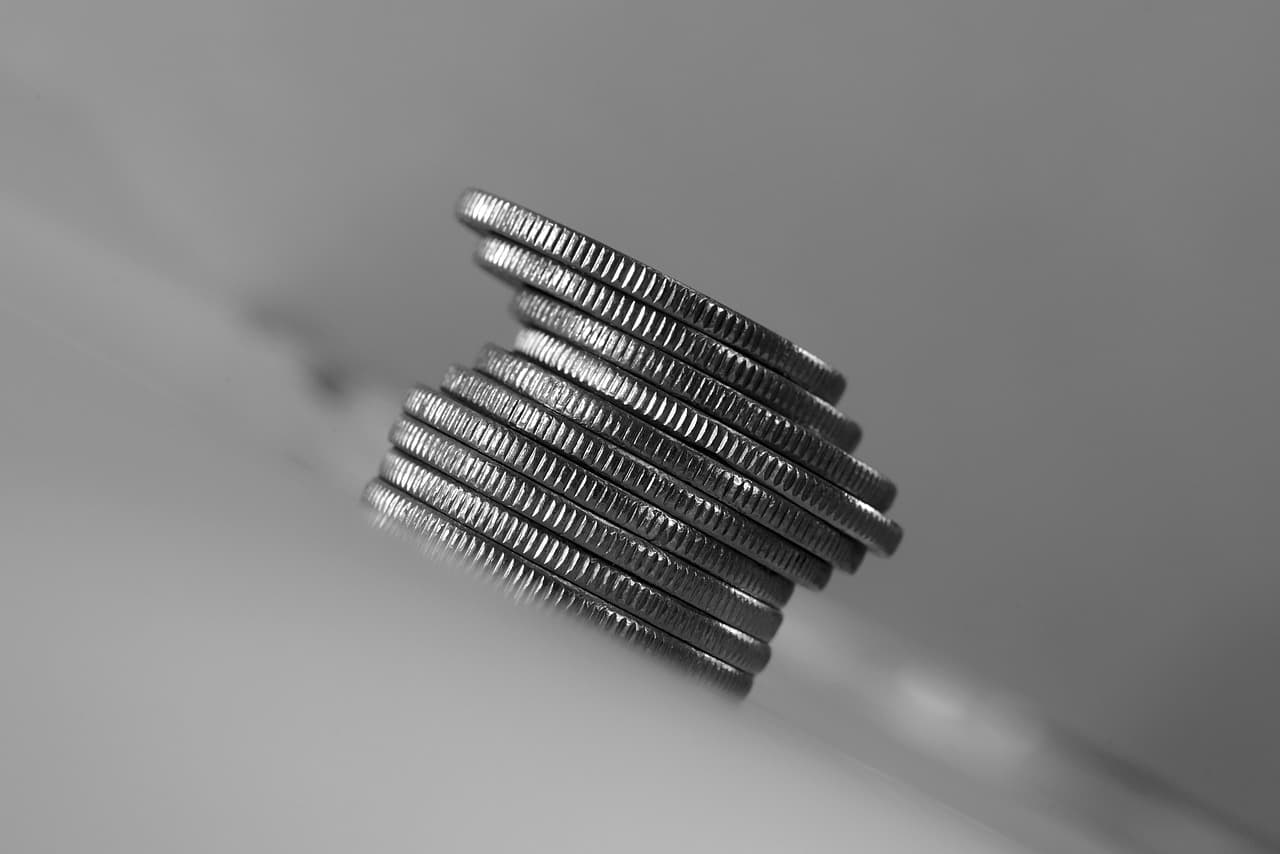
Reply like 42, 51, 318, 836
467, 349, 869, 572
378, 450, 771, 674
438, 367, 839, 587
399, 387, 789, 616
363, 479, 752, 696
388, 414, 782, 641
457, 188, 847, 404
508, 331, 903, 557
476, 236, 861, 451
512, 288, 896, 510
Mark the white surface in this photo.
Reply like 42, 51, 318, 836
3, 1, 1279, 837
0, 205, 1073, 853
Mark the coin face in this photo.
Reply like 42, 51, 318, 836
378, 450, 771, 675
475, 236, 862, 451
457, 188, 848, 404
387, 412, 782, 642
510, 288, 895, 510
363, 480, 753, 697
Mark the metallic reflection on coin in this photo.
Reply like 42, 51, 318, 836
457, 188, 848, 403
438, 369, 837, 587
363, 480, 754, 696
400, 386, 794, 613
511, 290, 897, 511
388, 415, 782, 641
476, 235, 862, 450
473, 347, 867, 571
362, 189, 903, 693
376, 452, 770, 674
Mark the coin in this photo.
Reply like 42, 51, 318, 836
467, 349, 871, 570
511, 288, 896, 510
388, 413, 782, 641
476, 236, 861, 451
457, 188, 847, 404
506, 332, 903, 556
438, 368, 841, 585
363, 479, 752, 696
399, 387, 789, 612
379, 450, 772, 674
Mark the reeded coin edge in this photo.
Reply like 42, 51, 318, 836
438, 368, 840, 584
503, 336, 902, 557
400, 387, 792, 612
457, 187, 847, 403
388, 414, 781, 642
454, 359, 853, 581
477, 236, 861, 451
512, 288, 896, 510
379, 450, 771, 674
363, 479, 753, 696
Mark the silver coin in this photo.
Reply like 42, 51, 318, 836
512, 288, 896, 510
378, 450, 771, 674
476, 236, 861, 451
399, 388, 790, 620
438, 368, 841, 586
465, 350, 869, 571
363, 479, 752, 696
457, 188, 847, 404
388, 414, 782, 642
508, 331, 903, 557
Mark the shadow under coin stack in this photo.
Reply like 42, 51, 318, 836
363, 189, 903, 697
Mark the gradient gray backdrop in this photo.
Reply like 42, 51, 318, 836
3, 0, 1278, 837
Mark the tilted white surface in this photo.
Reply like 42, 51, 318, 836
0, 204, 1069, 853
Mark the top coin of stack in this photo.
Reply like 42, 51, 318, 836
363, 188, 903, 696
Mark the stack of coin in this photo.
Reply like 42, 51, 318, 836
363, 189, 903, 696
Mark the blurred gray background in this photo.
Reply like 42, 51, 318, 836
3, 0, 1278, 838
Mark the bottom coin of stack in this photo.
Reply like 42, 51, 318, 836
362, 188, 903, 696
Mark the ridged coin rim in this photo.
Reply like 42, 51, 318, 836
457, 187, 846, 403
468, 350, 869, 572
363, 480, 752, 696
401, 387, 789, 612
477, 236, 861, 450
512, 288, 896, 510
439, 368, 838, 586
389, 414, 782, 641
379, 450, 771, 674
509, 331, 902, 556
